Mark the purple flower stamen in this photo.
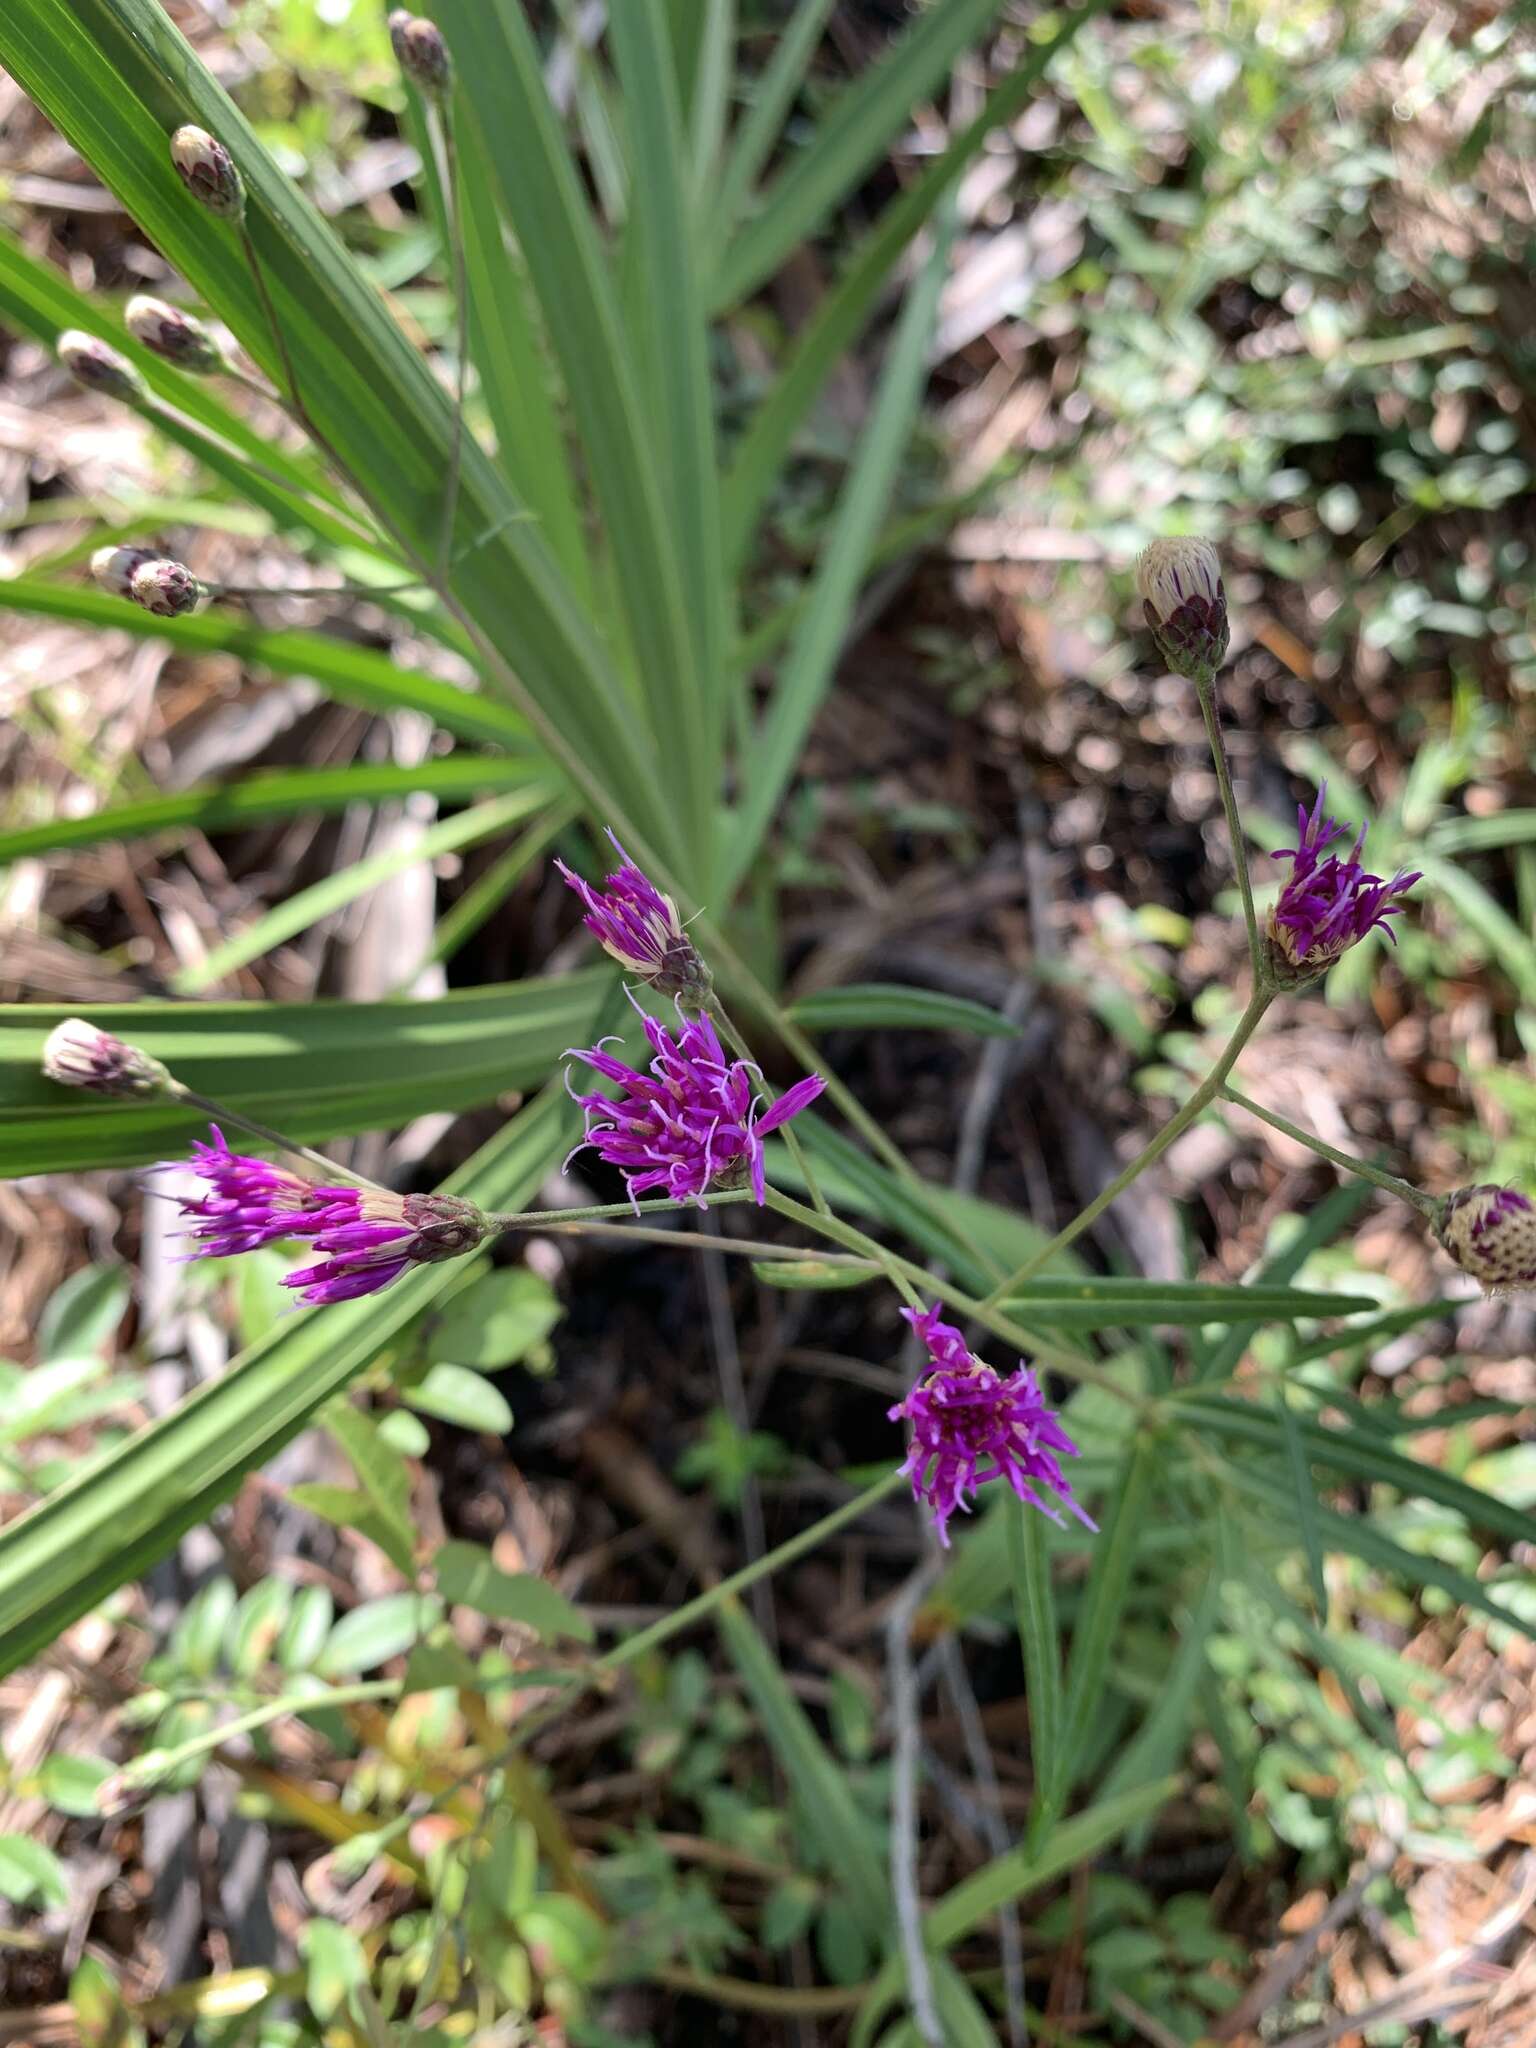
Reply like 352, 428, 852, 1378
1266, 782, 1419, 987
163, 1128, 485, 1306
564, 997, 824, 1210
556, 831, 711, 1004
890, 1304, 1094, 1546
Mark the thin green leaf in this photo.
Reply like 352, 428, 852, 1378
725, 212, 953, 889
434, 0, 712, 878
0, 578, 537, 753
1007, 1493, 1063, 1837
711, 0, 837, 244
1059, 1435, 1155, 1794
712, 0, 1005, 308
323, 1401, 417, 1576
170, 787, 548, 993
789, 983, 1023, 1038
435, 1540, 592, 1642
717, 1595, 890, 1943
1003, 1278, 1379, 1332
0, 757, 544, 868
721, 4, 1106, 566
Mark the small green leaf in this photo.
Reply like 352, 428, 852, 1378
761, 1876, 819, 1950
426, 1269, 562, 1371
404, 1364, 514, 1435
789, 983, 1022, 1038
276, 1585, 335, 1672
750, 1257, 874, 1291
36, 1754, 112, 1818
37, 1265, 130, 1360
226, 1577, 294, 1680
315, 1593, 440, 1677
0, 1833, 69, 1910
434, 1542, 593, 1643
301, 1918, 369, 2022
169, 1575, 237, 1680
322, 1401, 417, 1573
402, 1638, 481, 1694
815, 1895, 872, 1985
377, 1409, 431, 1457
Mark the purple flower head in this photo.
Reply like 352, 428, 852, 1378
1437, 1184, 1536, 1293
556, 832, 711, 1005
890, 1305, 1094, 1546
164, 1128, 486, 1306
564, 998, 824, 1210
1266, 784, 1419, 988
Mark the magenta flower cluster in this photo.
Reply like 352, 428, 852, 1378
565, 999, 824, 1210
890, 1305, 1093, 1544
1267, 784, 1419, 985
556, 831, 710, 1005
170, 1128, 484, 1305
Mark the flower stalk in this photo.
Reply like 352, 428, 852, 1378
1218, 1084, 1439, 1219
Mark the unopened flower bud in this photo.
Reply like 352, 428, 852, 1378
56, 330, 145, 403
129, 557, 203, 618
91, 543, 162, 599
1135, 538, 1229, 685
169, 125, 246, 221
1436, 1185, 1536, 1293
43, 1018, 169, 1098
125, 295, 224, 374
389, 11, 451, 92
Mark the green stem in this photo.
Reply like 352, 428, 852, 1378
1219, 1084, 1440, 1218
486, 1191, 736, 1228
1195, 673, 1263, 982
764, 1188, 1144, 1400
119, 1679, 398, 1789
518, 1214, 876, 1267
979, 989, 1274, 1306
426, 99, 469, 588
168, 1084, 380, 1191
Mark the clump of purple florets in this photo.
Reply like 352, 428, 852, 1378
564, 1000, 823, 1210
890, 1304, 1093, 1545
168, 1127, 486, 1306
557, 831, 711, 1006
1266, 783, 1419, 988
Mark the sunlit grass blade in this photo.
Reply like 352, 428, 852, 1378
387, 805, 575, 994
170, 787, 550, 994
721, 2, 1107, 569
0, 970, 609, 1174
712, 0, 1005, 307
433, 0, 715, 881
715, 1594, 890, 1943
0, 1088, 571, 1679
724, 210, 953, 891
682, 0, 736, 192
609, 0, 729, 776
0, 758, 546, 867
456, 145, 589, 599
0, 578, 537, 753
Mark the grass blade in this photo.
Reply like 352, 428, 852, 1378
724, 209, 953, 891
1059, 1434, 1155, 1793
711, 0, 837, 246
0, 758, 544, 867
170, 788, 550, 993
715, 1595, 890, 1943
711, 0, 1005, 309
1007, 1494, 1063, 1837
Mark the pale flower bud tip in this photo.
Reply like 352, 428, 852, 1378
125, 295, 223, 374
1436, 1185, 1536, 1293
129, 558, 202, 618
1134, 537, 1229, 684
169, 125, 246, 220
389, 11, 451, 91
43, 1019, 168, 1098
56, 330, 144, 403
91, 544, 161, 599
